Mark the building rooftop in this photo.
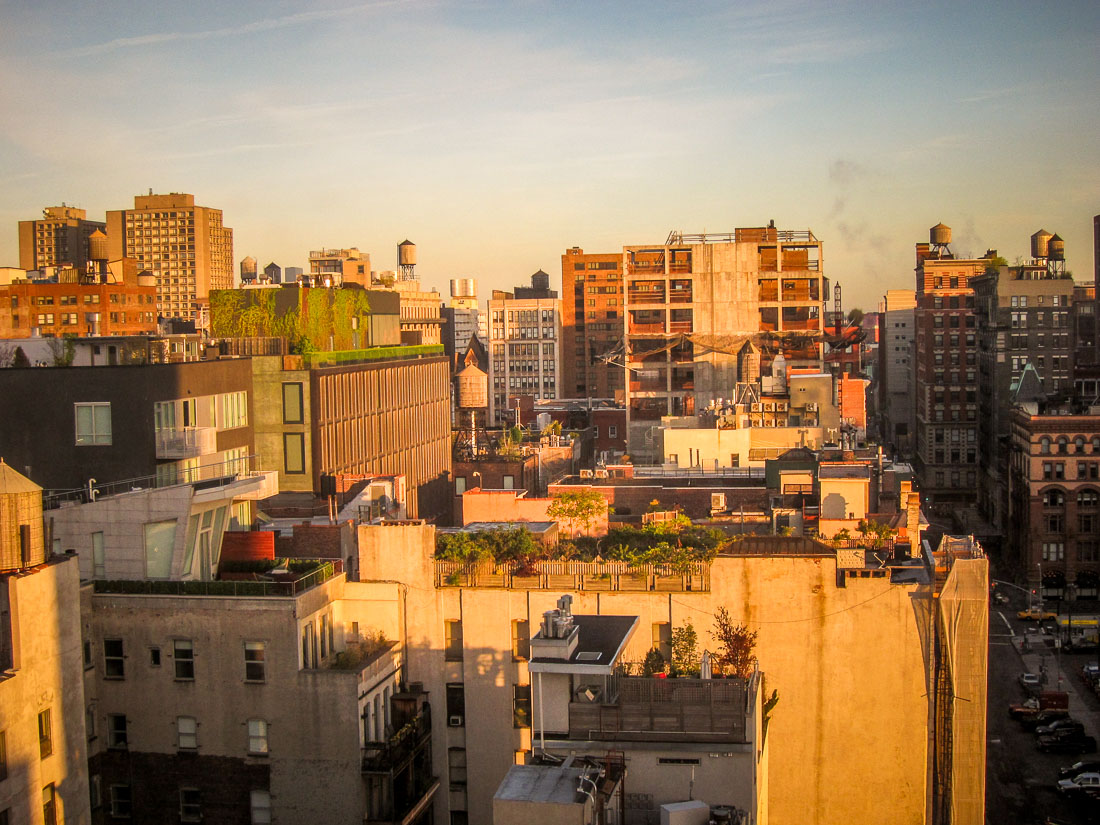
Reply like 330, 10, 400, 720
529, 614, 637, 674
494, 765, 589, 807
818, 464, 871, 480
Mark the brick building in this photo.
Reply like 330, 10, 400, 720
561, 248, 625, 400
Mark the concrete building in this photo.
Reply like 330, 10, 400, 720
0, 358, 255, 495
878, 289, 917, 456
308, 247, 371, 287
393, 280, 443, 346
911, 224, 996, 505
620, 227, 827, 461
0, 261, 158, 339
251, 348, 452, 520
355, 522, 988, 825
561, 248, 626, 402
0, 463, 92, 825
18, 204, 106, 271
106, 193, 233, 324
488, 273, 562, 425
972, 263, 1076, 528
1007, 398, 1100, 591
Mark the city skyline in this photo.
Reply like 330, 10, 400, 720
1, 0, 1097, 303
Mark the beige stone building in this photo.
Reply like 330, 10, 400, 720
0, 463, 92, 825
355, 523, 988, 825
106, 193, 233, 324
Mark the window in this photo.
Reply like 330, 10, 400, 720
143, 519, 177, 579
179, 788, 202, 822
281, 383, 303, 424
173, 639, 194, 679
149, 646, 161, 667
283, 433, 306, 474
244, 642, 266, 682
609, 425, 618, 438
445, 620, 463, 661
1046, 514, 1064, 533
177, 717, 197, 750
248, 719, 268, 754
104, 638, 125, 678
1043, 490, 1065, 507
511, 620, 530, 660
652, 621, 672, 662
448, 747, 468, 786
1043, 542, 1065, 561
250, 790, 272, 824
42, 784, 57, 825
108, 714, 128, 749
502, 475, 515, 490
110, 785, 132, 818
446, 683, 465, 726
513, 685, 531, 728
75, 402, 112, 445
1082, 514, 1097, 534
38, 709, 52, 758
454, 476, 466, 495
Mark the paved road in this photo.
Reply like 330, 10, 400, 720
987, 603, 1100, 824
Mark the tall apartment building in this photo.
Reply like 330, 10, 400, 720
912, 224, 995, 505
18, 205, 106, 271
972, 260, 1075, 527
620, 227, 827, 460
487, 272, 561, 425
561, 247, 624, 400
877, 289, 917, 456
106, 193, 233, 323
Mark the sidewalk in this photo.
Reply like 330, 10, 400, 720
1013, 627, 1098, 739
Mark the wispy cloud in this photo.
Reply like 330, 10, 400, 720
957, 85, 1029, 104
67, 1, 401, 57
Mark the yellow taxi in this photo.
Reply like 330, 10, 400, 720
1017, 607, 1058, 621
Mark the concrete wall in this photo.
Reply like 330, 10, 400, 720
0, 556, 91, 825
356, 523, 935, 825
819, 478, 869, 520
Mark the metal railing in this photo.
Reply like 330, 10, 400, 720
362, 705, 432, 773
434, 560, 710, 592
93, 561, 337, 598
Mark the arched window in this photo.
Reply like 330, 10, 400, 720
1056, 437, 1069, 454
1092, 436, 1100, 453
1039, 437, 1051, 455
1078, 489, 1100, 508
1043, 489, 1066, 507
1074, 436, 1086, 454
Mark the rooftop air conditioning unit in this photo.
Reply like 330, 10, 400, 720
594, 469, 609, 478
751, 403, 763, 412
448, 715, 464, 727
580, 469, 594, 478
764, 402, 775, 412
711, 493, 726, 512
806, 402, 818, 412
777, 401, 788, 411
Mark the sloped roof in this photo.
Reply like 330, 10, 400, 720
0, 459, 40, 494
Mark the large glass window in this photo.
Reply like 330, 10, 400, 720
75, 402, 112, 445
143, 519, 177, 579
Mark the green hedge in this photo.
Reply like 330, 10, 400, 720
303, 344, 444, 367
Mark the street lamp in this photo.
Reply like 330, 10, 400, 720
472, 471, 482, 490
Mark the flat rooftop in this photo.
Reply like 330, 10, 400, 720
494, 764, 587, 806
529, 614, 637, 674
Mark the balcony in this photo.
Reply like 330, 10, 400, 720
155, 426, 217, 459
568, 675, 749, 744
363, 702, 438, 825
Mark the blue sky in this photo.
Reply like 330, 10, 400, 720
1, 0, 1097, 307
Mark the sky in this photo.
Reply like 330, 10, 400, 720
1, 0, 1097, 308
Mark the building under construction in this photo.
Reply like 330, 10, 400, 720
612, 225, 829, 458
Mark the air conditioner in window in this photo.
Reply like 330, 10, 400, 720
751, 403, 762, 412
806, 402, 818, 412
448, 715, 464, 727
580, 469, 594, 478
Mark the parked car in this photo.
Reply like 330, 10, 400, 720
1010, 691, 1070, 720
1020, 672, 1042, 692
1037, 719, 1086, 739
1019, 607, 1059, 621
1039, 734, 1098, 755
1020, 709, 1072, 730
1057, 771, 1100, 796
1083, 663, 1100, 680
1059, 760, 1100, 779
